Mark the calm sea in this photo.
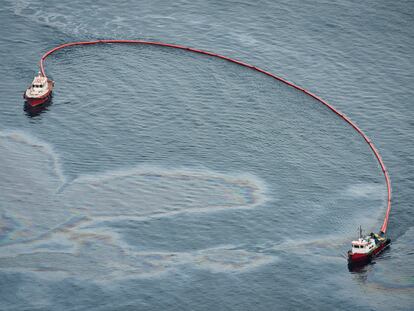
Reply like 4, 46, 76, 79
0, 0, 413, 310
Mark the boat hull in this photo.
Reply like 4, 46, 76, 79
348, 238, 391, 266
24, 93, 52, 107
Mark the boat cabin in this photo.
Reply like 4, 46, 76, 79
25, 73, 51, 98
351, 237, 376, 254
31, 75, 47, 90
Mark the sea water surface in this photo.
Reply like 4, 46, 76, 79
0, 1, 413, 310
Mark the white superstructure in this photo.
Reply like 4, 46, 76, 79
25, 74, 51, 98
351, 236, 376, 254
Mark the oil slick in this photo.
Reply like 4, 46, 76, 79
61, 166, 268, 220
0, 130, 274, 281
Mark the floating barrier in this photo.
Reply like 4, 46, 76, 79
36, 39, 391, 234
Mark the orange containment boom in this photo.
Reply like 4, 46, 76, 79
38, 39, 392, 234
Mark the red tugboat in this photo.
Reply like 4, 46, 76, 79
24, 72, 54, 107
348, 226, 391, 266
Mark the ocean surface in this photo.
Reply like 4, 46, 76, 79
0, 1, 413, 310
